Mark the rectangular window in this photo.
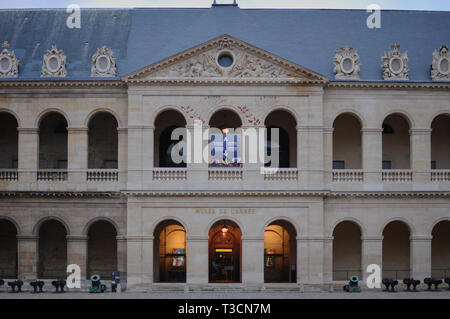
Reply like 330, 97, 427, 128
431, 161, 436, 170
11, 160, 18, 169
57, 160, 68, 169
103, 160, 118, 169
332, 160, 345, 169
382, 161, 392, 170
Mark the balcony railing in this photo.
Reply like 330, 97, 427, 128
332, 169, 363, 182
431, 170, 450, 182
37, 169, 68, 181
153, 168, 187, 181
208, 168, 243, 181
263, 168, 298, 181
87, 169, 119, 182
382, 169, 412, 182
0, 169, 18, 181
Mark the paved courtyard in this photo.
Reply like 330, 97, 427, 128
0, 290, 449, 299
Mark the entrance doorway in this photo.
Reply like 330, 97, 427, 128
209, 220, 241, 283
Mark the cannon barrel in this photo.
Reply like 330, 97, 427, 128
403, 278, 420, 292
51, 279, 66, 293
7, 280, 23, 293
343, 275, 361, 292
382, 278, 398, 292
30, 280, 45, 293
424, 277, 442, 291
89, 274, 106, 293
0, 279, 4, 287
445, 277, 450, 290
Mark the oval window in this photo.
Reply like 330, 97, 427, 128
218, 53, 233, 68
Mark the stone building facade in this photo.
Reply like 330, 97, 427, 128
0, 6, 449, 291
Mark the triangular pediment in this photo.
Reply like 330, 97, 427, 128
123, 35, 329, 85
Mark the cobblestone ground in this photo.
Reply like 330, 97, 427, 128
0, 290, 449, 299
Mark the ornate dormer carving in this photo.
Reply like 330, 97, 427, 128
0, 41, 19, 78
41, 45, 67, 78
431, 45, 450, 82
91, 46, 117, 77
381, 44, 409, 80
333, 46, 360, 80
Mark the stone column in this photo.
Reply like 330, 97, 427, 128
361, 236, 383, 284
241, 235, 264, 290
410, 235, 432, 279
410, 129, 432, 184
66, 235, 88, 282
127, 126, 143, 190
361, 128, 383, 187
17, 128, 39, 185
67, 128, 88, 186
141, 126, 154, 189
117, 128, 128, 187
17, 235, 38, 280
186, 235, 209, 288
117, 235, 127, 288
323, 128, 334, 185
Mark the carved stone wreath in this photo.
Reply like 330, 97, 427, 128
41, 45, 67, 78
381, 44, 409, 80
431, 45, 450, 82
0, 41, 19, 78
91, 46, 117, 77
333, 46, 360, 80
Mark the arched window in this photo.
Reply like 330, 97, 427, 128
264, 110, 297, 168
332, 221, 362, 280
154, 220, 186, 282
88, 113, 118, 169
431, 220, 450, 277
37, 219, 67, 279
209, 110, 242, 167
431, 114, 450, 169
382, 114, 411, 169
154, 110, 186, 167
332, 114, 362, 169
87, 220, 117, 279
0, 219, 18, 278
0, 112, 18, 169
382, 221, 410, 279
264, 220, 297, 283
39, 113, 68, 169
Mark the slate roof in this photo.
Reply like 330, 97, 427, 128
0, 5, 449, 82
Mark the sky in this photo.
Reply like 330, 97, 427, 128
0, 0, 449, 11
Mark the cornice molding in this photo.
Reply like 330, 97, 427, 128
328, 81, 450, 89
0, 80, 125, 89
0, 190, 448, 199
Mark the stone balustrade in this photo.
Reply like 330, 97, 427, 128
263, 168, 298, 181
87, 169, 119, 182
37, 169, 68, 181
332, 169, 364, 182
153, 168, 187, 181
208, 168, 243, 181
382, 169, 413, 182
0, 169, 18, 181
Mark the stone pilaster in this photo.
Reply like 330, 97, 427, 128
297, 125, 325, 189
186, 124, 208, 188
67, 128, 88, 185
361, 128, 383, 187
323, 127, 334, 185
126, 235, 153, 291
117, 235, 128, 287
17, 128, 39, 184
117, 128, 128, 186
186, 235, 209, 286
66, 235, 88, 280
241, 235, 264, 290
410, 235, 432, 279
322, 236, 333, 290
361, 236, 383, 283
410, 129, 432, 184
17, 234, 38, 280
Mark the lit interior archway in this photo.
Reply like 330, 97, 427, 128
264, 220, 297, 283
154, 220, 186, 282
209, 220, 241, 283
